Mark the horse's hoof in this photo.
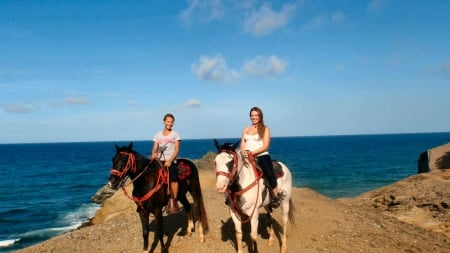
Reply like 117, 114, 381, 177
199, 236, 205, 243
185, 232, 192, 238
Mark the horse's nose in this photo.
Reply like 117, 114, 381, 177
216, 183, 227, 193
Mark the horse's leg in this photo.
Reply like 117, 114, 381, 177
154, 208, 168, 253
138, 210, 150, 253
195, 185, 209, 243
179, 193, 194, 238
188, 175, 208, 243
249, 212, 260, 253
230, 212, 244, 253
265, 208, 275, 247
197, 214, 205, 243
280, 199, 290, 253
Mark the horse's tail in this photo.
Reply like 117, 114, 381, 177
184, 159, 209, 232
197, 188, 209, 232
288, 198, 296, 228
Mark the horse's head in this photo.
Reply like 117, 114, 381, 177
108, 142, 136, 190
214, 139, 240, 193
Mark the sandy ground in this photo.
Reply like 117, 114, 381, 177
15, 168, 450, 253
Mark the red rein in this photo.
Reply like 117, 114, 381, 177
216, 150, 261, 223
110, 151, 166, 216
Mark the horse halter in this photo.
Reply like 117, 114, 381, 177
215, 149, 240, 184
110, 151, 137, 180
216, 148, 262, 223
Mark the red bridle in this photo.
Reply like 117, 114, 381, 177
216, 149, 262, 223
215, 149, 240, 183
109, 151, 167, 216
110, 151, 137, 179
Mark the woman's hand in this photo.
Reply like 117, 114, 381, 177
240, 150, 251, 158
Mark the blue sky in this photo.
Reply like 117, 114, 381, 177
1, 0, 449, 144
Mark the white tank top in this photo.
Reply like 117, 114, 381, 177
244, 134, 269, 156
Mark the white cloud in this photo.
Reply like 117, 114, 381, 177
65, 96, 90, 105
243, 3, 297, 36
243, 55, 288, 78
191, 54, 239, 83
0, 103, 36, 113
192, 54, 288, 82
179, 0, 226, 26
159, 98, 202, 113
331, 11, 345, 23
301, 11, 345, 31
367, 0, 390, 14
128, 100, 138, 107
185, 99, 201, 108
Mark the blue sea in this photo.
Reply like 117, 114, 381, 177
1, 133, 450, 252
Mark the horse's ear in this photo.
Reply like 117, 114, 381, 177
214, 139, 221, 150
115, 144, 120, 151
128, 142, 133, 150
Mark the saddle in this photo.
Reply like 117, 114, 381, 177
154, 157, 194, 182
271, 160, 284, 178
253, 158, 284, 179
176, 158, 193, 181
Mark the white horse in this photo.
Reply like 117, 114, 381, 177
214, 140, 295, 253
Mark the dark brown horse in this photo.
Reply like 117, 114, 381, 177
108, 143, 208, 253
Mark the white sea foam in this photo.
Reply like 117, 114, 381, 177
0, 203, 101, 251
0, 238, 19, 248
62, 203, 100, 227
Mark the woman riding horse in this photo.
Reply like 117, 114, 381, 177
109, 143, 208, 253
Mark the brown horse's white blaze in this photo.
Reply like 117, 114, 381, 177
214, 140, 294, 253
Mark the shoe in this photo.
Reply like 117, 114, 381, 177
167, 198, 180, 214
225, 197, 230, 206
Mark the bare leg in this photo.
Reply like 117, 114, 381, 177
168, 182, 180, 214
171, 182, 179, 198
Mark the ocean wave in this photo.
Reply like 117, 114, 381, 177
0, 203, 101, 251
61, 202, 100, 226
0, 239, 19, 248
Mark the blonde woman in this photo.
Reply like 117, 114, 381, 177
151, 113, 181, 214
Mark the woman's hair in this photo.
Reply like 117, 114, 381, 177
249, 107, 266, 138
163, 113, 175, 121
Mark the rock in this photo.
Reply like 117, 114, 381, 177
340, 169, 450, 237
91, 184, 117, 205
425, 142, 450, 172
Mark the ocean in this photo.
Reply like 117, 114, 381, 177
1, 133, 449, 252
